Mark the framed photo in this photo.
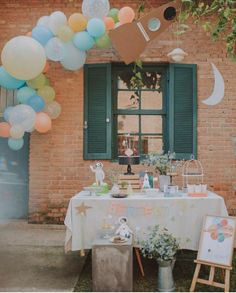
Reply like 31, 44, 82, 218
197, 215, 236, 267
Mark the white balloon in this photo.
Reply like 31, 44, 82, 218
60, 42, 86, 71
37, 15, 50, 28
9, 105, 36, 132
45, 37, 65, 61
1, 36, 46, 80
82, 0, 110, 19
44, 101, 61, 119
10, 125, 25, 139
49, 11, 67, 35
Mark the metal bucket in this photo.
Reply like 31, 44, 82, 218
157, 260, 175, 292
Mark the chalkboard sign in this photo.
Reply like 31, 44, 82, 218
197, 215, 236, 267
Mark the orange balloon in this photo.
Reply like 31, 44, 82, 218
210, 230, 218, 240
26, 31, 32, 36
0, 122, 10, 137
103, 17, 115, 31
35, 112, 52, 133
118, 7, 135, 24
68, 13, 87, 32
43, 61, 50, 74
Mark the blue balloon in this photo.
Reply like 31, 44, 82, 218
73, 31, 95, 51
17, 86, 36, 104
27, 95, 45, 112
87, 18, 105, 38
3, 106, 13, 122
32, 25, 54, 46
0, 66, 25, 90
8, 138, 24, 151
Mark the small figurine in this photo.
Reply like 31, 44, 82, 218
142, 172, 151, 189
115, 217, 133, 238
90, 162, 105, 186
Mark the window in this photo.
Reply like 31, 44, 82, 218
0, 88, 18, 117
83, 63, 197, 160
113, 65, 167, 156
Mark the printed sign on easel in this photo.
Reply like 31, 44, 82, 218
198, 215, 236, 266
190, 215, 236, 292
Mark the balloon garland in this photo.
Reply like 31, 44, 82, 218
0, 0, 135, 151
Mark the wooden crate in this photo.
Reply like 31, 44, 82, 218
118, 174, 140, 191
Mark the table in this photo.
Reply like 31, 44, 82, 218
64, 191, 228, 252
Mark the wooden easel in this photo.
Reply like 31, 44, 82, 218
190, 260, 232, 292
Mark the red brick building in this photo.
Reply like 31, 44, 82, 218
0, 0, 235, 223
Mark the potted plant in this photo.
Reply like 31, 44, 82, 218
142, 152, 174, 191
139, 225, 180, 292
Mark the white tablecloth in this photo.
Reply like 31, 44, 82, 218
64, 191, 228, 252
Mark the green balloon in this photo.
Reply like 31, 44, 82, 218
108, 8, 119, 23
95, 34, 111, 49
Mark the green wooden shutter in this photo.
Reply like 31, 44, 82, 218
84, 63, 112, 160
168, 64, 197, 160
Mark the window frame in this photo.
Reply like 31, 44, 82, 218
112, 63, 169, 158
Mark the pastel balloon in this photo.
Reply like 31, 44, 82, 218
27, 95, 45, 112
3, 106, 13, 122
9, 104, 36, 132
87, 18, 105, 38
118, 7, 135, 24
37, 16, 50, 28
43, 61, 50, 74
95, 33, 111, 49
0, 122, 10, 137
115, 22, 121, 28
1, 36, 46, 80
35, 112, 52, 133
17, 86, 36, 104
8, 138, 24, 151
58, 25, 74, 42
60, 42, 86, 71
221, 219, 228, 227
32, 25, 54, 46
45, 37, 65, 61
37, 85, 55, 102
26, 31, 32, 37
49, 11, 67, 35
82, 0, 110, 19
218, 232, 225, 243
108, 8, 119, 23
103, 17, 115, 31
68, 13, 88, 32
44, 101, 61, 119
27, 73, 46, 89
210, 230, 218, 240
0, 66, 25, 90
10, 125, 25, 139
73, 31, 95, 51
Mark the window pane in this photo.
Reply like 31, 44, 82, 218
118, 135, 139, 155
141, 115, 162, 134
118, 115, 139, 133
118, 91, 139, 110
141, 136, 163, 154
141, 91, 163, 110
141, 72, 162, 90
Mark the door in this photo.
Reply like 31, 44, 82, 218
0, 88, 29, 219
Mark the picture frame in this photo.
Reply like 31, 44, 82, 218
197, 215, 236, 267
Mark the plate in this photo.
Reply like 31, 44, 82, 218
109, 236, 128, 243
111, 193, 128, 198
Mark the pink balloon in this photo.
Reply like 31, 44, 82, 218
118, 7, 135, 24
0, 122, 11, 137
35, 112, 52, 133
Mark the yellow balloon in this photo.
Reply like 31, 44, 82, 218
68, 13, 87, 32
27, 73, 46, 89
38, 85, 55, 102
58, 25, 74, 42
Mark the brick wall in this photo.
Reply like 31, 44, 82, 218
0, 0, 235, 223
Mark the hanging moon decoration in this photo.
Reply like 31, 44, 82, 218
202, 63, 225, 106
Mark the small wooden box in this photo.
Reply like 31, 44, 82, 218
118, 174, 140, 191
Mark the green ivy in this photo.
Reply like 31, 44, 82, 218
180, 0, 236, 60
